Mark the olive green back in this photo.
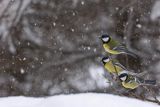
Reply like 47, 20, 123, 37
107, 38, 119, 49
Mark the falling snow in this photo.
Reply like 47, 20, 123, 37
81, 1, 84, 5
136, 24, 142, 28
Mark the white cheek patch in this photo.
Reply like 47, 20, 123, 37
103, 58, 110, 63
120, 76, 127, 81
102, 37, 109, 42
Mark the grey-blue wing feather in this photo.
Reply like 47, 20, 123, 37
113, 44, 138, 58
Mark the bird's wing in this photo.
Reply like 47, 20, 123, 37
113, 43, 126, 50
114, 62, 127, 70
129, 71, 148, 77
113, 45, 138, 58
108, 38, 120, 49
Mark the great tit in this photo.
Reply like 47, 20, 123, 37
101, 34, 137, 57
118, 72, 156, 89
102, 56, 126, 74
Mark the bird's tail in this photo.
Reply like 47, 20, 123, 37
122, 50, 138, 58
144, 80, 156, 85
137, 78, 156, 85
139, 79, 156, 86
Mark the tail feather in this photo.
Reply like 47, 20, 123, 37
137, 78, 156, 86
121, 50, 138, 58
144, 80, 156, 85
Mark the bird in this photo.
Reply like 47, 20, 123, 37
100, 34, 137, 57
118, 71, 156, 89
101, 56, 127, 74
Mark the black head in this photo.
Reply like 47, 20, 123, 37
101, 34, 111, 43
102, 56, 110, 65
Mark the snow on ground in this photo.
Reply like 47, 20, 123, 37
0, 93, 159, 107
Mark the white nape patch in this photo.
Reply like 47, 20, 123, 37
89, 65, 109, 88
102, 37, 109, 42
151, 1, 160, 21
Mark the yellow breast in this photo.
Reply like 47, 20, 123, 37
122, 82, 139, 89
104, 62, 123, 73
103, 44, 120, 55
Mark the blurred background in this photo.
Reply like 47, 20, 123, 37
0, 0, 160, 101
